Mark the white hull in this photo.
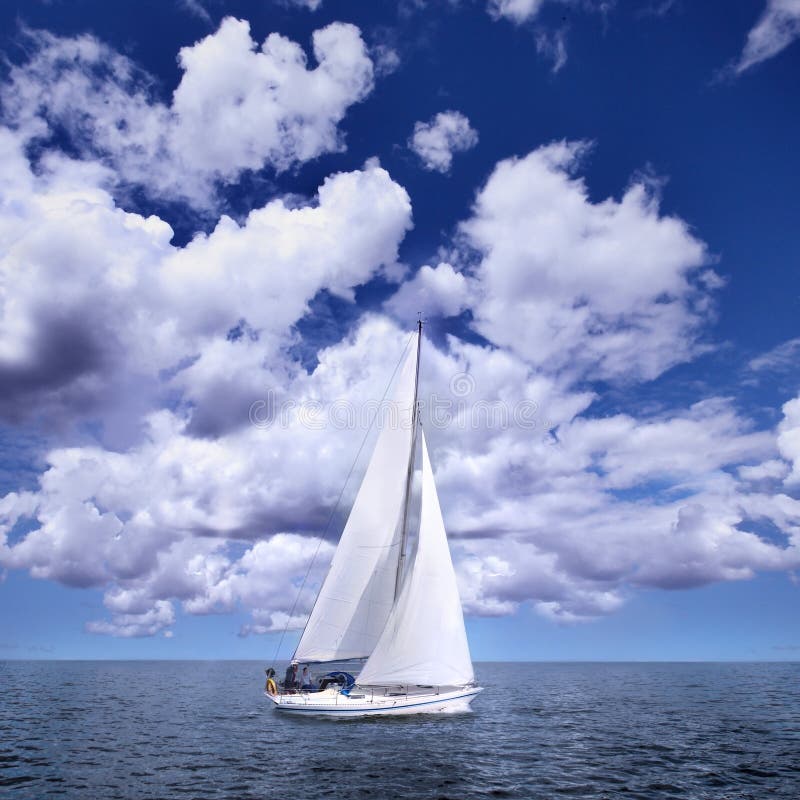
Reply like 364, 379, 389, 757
266, 685, 482, 717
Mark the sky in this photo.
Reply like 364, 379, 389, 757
0, 0, 799, 662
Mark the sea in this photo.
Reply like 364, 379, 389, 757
1, 661, 798, 799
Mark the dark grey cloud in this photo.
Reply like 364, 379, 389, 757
0, 309, 108, 423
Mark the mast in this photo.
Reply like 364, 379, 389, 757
394, 319, 423, 601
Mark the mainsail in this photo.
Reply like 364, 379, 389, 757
356, 429, 474, 687
294, 334, 419, 663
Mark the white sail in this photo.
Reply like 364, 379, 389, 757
294, 334, 418, 663
357, 429, 474, 687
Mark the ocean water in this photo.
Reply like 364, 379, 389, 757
1, 661, 798, 799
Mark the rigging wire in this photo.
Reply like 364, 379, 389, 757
270, 331, 416, 666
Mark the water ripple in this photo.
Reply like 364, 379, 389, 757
1, 661, 799, 798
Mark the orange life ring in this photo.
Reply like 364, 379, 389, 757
266, 678, 278, 696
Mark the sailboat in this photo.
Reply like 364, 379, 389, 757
265, 323, 482, 716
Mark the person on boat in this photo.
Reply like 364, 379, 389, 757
283, 661, 299, 691
317, 672, 346, 691
300, 666, 316, 692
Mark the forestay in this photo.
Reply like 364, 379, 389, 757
356, 429, 474, 687
294, 335, 418, 663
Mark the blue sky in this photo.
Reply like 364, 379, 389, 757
0, 0, 798, 660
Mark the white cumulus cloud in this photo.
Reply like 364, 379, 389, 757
86, 601, 176, 638
385, 262, 473, 320
409, 110, 478, 173
459, 140, 713, 383
2, 18, 374, 207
